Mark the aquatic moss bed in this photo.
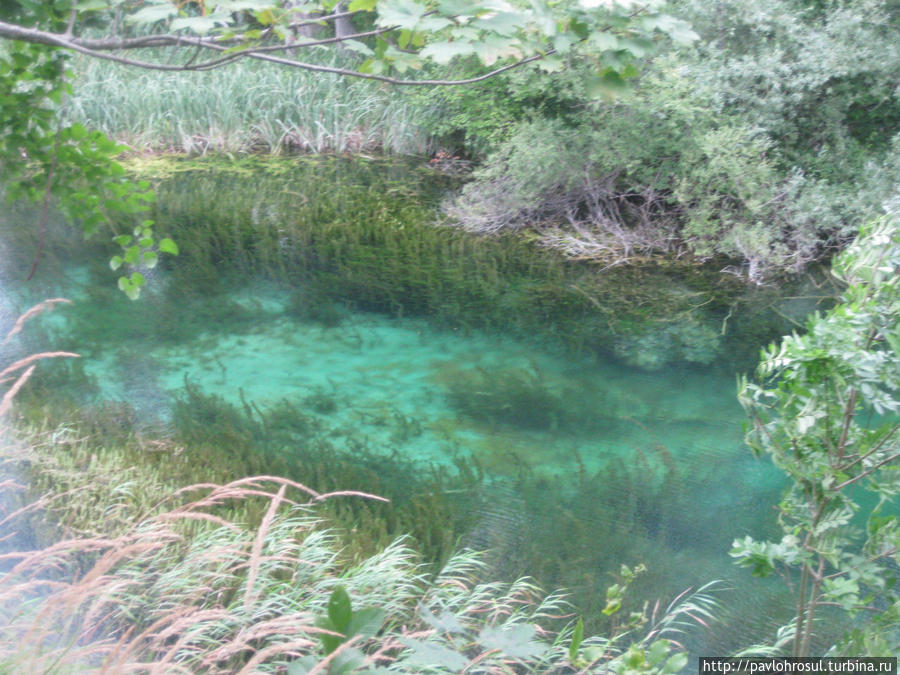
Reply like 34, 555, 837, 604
0, 155, 830, 652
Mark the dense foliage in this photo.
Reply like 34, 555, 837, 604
733, 214, 900, 656
440, 0, 899, 280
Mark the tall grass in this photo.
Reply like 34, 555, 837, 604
65, 53, 438, 155
0, 465, 718, 672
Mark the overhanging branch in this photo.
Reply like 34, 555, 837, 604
0, 19, 549, 85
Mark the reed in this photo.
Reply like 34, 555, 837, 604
65, 54, 437, 155
0, 455, 717, 672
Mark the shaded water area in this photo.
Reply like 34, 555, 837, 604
1, 157, 838, 657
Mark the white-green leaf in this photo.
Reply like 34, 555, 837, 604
171, 13, 232, 34
376, 0, 427, 30
477, 624, 544, 659
472, 11, 525, 36
399, 639, 468, 670
142, 251, 159, 269
126, 3, 177, 24
420, 40, 477, 63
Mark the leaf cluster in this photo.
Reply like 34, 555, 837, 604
732, 214, 900, 655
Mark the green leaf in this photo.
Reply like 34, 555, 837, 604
376, 0, 427, 30
330, 647, 366, 675
552, 33, 574, 54
585, 70, 627, 99
76, 0, 112, 11
171, 14, 231, 34
477, 624, 544, 659
214, 0, 276, 11
668, 22, 699, 45
126, 3, 178, 24
420, 40, 477, 63
419, 606, 465, 634
417, 16, 452, 31
618, 36, 655, 59
123, 245, 141, 265
437, 0, 480, 18
647, 640, 669, 666
158, 238, 180, 255
342, 40, 375, 56
568, 618, 583, 663
663, 652, 689, 674
537, 54, 565, 72
348, 0, 377, 10
286, 656, 318, 675
142, 251, 159, 268
317, 619, 343, 655
68, 123, 88, 140
109, 255, 123, 271
587, 32, 618, 52
473, 34, 522, 65
472, 11, 524, 36
346, 607, 386, 639
327, 586, 353, 633
399, 639, 468, 670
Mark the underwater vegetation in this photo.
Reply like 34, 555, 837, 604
10, 378, 481, 569
442, 363, 609, 433
125, 156, 810, 373
0, 157, 822, 654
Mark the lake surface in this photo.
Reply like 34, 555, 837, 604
1, 157, 825, 657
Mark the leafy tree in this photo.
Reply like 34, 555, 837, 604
0, 3, 177, 298
732, 213, 900, 656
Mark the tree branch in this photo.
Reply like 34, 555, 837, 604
0, 19, 550, 85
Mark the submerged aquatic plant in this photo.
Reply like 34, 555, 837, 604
444, 364, 569, 431
441, 363, 609, 434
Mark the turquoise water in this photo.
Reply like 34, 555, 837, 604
0, 160, 808, 656
2, 265, 791, 651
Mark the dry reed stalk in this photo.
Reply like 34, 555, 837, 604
244, 483, 286, 612
143, 609, 236, 671
235, 637, 332, 675
203, 617, 325, 665
314, 489, 390, 503
1, 298, 72, 345
0, 490, 52, 530
0, 536, 124, 575
155, 511, 241, 531
0, 350, 80, 405
0, 365, 35, 417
